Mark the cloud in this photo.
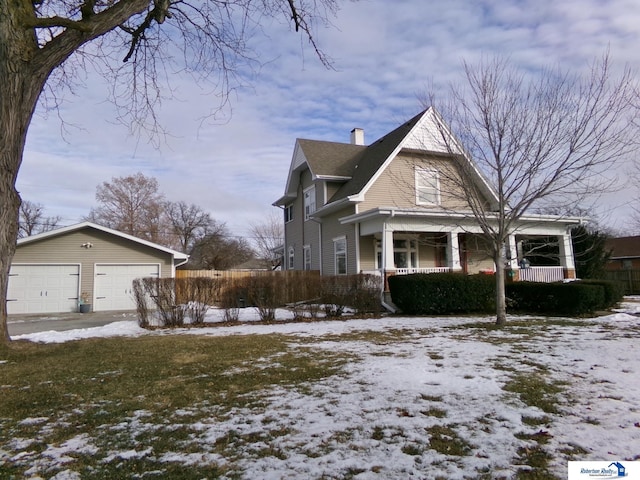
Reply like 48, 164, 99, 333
19, 0, 640, 236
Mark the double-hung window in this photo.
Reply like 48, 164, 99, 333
284, 205, 293, 223
334, 237, 347, 275
304, 186, 316, 220
288, 246, 294, 270
303, 245, 311, 271
415, 167, 440, 205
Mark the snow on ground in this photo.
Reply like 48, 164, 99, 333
5, 302, 640, 479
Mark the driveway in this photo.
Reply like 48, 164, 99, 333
8, 311, 138, 336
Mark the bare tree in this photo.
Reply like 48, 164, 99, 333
165, 201, 216, 253
428, 54, 638, 325
86, 172, 168, 244
249, 211, 284, 269
18, 201, 61, 238
0, 0, 339, 345
187, 226, 254, 270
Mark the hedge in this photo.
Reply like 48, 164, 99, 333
506, 281, 605, 316
388, 273, 620, 317
388, 273, 495, 315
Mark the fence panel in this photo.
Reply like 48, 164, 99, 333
176, 270, 322, 305
603, 270, 640, 295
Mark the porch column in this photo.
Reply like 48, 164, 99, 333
382, 225, 395, 272
559, 233, 576, 279
506, 235, 520, 281
506, 235, 519, 269
447, 232, 462, 271
382, 224, 395, 292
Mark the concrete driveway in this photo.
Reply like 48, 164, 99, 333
7, 311, 138, 336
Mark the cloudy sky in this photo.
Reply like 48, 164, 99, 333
18, 0, 640, 239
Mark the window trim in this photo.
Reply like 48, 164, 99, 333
415, 167, 440, 206
375, 237, 419, 269
334, 236, 347, 275
284, 204, 293, 223
288, 246, 295, 270
303, 185, 316, 221
303, 245, 311, 271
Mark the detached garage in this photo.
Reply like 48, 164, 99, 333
9, 222, 188, 315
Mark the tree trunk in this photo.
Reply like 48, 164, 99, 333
0, 71, 40, 343
494, 251, 507, 326
0, 0, 49, 343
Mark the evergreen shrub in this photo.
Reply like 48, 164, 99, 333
506, 281, 605, 316
388, 273, 495, 315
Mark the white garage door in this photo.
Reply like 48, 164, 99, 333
94, 264, 160, 312
7, 264, 80, 315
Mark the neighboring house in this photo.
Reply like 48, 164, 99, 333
273, 108, 580, 290
8, 222, 188, 315
605, 236, 640, 270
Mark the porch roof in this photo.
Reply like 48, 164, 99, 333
339, 207, 583, 236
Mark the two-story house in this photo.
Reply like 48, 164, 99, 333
274, 108, 580, 288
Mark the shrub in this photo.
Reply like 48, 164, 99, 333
132, 278, 152, 328
506, 281, 605, 316
319, 274, 382, 317
388, 273, 495, 315
572, 279, 623, 309
247, 276, 284, 322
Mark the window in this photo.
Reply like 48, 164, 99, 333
304, 186, 316, 220
288, 247, 294, 270
415, 167, 440, 205
375, 238, 418, 269
284, 205, 293, 223
303, 245, 311, 271
334, 237, 347, 275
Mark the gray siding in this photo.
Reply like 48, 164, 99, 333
284, 168, 323, 271
13, 229, 174, 300
320, 206, 357, 274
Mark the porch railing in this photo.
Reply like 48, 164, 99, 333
518, 266, 564, 283
395, 267, 451, 275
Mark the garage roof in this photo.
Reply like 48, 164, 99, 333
17, 222, 189, 266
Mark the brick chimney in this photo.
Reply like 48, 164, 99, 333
350, 128, 364, 145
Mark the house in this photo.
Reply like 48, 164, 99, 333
273, 108, 580, 292
605, 236, 640, 271
8, 222, 188, 315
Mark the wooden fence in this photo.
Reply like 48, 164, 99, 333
603, 269, 640, 295
176, 270, 322, 305
176, 269, 320, 281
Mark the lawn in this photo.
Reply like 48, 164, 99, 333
1, 306, 639, 479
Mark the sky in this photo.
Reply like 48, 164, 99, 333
17, 0, 640, 240
6, 300, 640, 477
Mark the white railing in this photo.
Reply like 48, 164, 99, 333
519, 266, 564, 283
395, 267, 451, 275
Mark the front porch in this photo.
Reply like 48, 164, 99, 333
356, 229, 576, 290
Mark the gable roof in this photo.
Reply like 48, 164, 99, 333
275, 107, 499, 210
330, 109, 430, 202
606, 236, 640, 259
17, 221, 189, 265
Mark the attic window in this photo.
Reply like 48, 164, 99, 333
415, 167, 440, 206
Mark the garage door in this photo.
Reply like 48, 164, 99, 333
7, 264, 80, 315
94, 264, 160, 312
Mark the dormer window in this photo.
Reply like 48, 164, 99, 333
415, 167, 440, 205
304, 186, 316, 220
